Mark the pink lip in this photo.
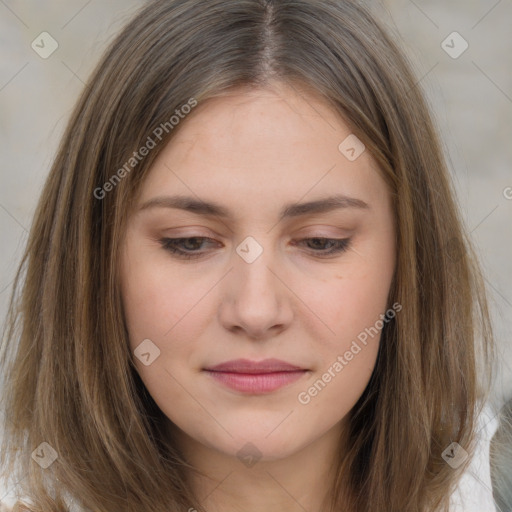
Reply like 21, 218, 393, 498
204, 358, 308, 393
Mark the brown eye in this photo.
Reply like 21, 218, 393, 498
160, 237, 221, 259
293, 238, 351, 257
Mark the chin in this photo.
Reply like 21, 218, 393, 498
205, 422, 315, 463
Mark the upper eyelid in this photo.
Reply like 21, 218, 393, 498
161, 235, 349, 243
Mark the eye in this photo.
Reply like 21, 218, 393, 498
159, 236, 352, 261
293, 237, 352, 257
159, 237, 221, 260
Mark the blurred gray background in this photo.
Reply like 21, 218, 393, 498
0, 1, 511, 506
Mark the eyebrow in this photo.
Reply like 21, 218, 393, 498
138, 194, 369, 221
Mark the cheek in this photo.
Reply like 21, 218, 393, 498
120, 250, 209, 345
301, 253, 394, 350
306, 275, 385, 381
120, 249, 217, 403
294, 238, 394, 401
295, 275, 388, 424
120, 258, 208, 414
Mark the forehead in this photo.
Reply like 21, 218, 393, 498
170, 83, 347, 158
136, 82, 388, 218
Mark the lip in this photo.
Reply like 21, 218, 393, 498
205, 358, 304, 373
203, 358, 308, 394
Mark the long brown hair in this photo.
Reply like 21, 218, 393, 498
0, 1, 496, 510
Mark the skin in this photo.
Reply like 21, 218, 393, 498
119, 81, 396, 512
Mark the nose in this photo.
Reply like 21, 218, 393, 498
218, 242, 294, 340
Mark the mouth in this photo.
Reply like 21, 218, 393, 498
203, 358, 309, 394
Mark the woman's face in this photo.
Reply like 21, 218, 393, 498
119, 82, 396, 463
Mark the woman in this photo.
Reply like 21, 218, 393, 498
0, 1, 498, 510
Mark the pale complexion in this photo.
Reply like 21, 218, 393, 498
119, 82, 396, 512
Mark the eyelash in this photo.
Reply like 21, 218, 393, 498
159, 236, 352, 260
